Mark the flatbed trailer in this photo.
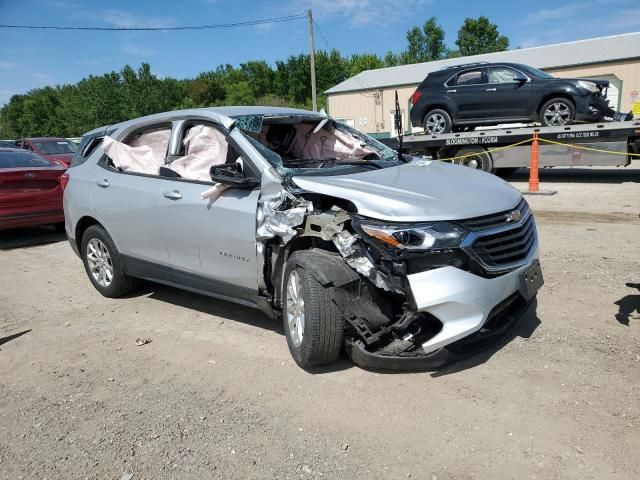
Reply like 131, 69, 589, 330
379, 120, 640, 173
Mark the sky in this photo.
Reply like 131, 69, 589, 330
1, 0, 639, 105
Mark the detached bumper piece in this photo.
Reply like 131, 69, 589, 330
346, 293, 535, 371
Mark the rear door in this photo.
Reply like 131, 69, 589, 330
89, 124, 170, 265
447, 68, 488, 120
485, 66, 533, 119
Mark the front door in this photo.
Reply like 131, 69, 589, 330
484, 66, 533, 119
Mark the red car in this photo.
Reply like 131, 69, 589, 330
16, 137, 77, 167
0, 148, 67, 231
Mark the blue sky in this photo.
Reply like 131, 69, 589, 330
1, 0, 639, 105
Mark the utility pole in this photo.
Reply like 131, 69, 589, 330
308, 9, 317, 111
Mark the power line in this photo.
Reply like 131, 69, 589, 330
0, 13, 307, 31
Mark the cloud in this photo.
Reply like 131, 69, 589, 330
604, 7, 640, 30
303, 0, 433, 27
102, 9, 177, 29
33, 73, 54, 82
121, 44, 156, 56
523, 3, 586, 24
0, 61, 19, 69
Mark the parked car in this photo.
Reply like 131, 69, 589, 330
17, 137, 77, 167
0, 148, 66, 231
410, 62, 615, 133
64, 107, 543, 370
0, 140, 17, 148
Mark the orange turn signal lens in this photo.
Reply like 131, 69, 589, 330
360, 225, 401, 247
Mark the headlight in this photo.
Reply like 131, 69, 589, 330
577, 80, 598, 93
358, 221, 467, 251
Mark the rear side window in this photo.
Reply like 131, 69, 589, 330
0, 151, 52, 168
451, 69, 485, 86
71, 128, 116, 167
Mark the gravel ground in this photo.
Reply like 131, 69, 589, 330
1, 165, 639, 480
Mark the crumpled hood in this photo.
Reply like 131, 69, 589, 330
292, 160, 522, 222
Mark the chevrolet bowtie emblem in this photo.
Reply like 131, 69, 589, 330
505, 210, 522, 223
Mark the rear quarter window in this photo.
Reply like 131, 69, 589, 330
71, 129, 114, 167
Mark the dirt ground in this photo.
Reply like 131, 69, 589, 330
1, 164, 639, 480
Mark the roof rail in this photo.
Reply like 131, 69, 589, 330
437, 61, 490, 71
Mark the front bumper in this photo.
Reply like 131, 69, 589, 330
347, 294, 536, 370
408, 257, 539, 354
574, 94, 612, 122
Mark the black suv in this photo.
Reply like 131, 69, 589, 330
409, 62, 613, 133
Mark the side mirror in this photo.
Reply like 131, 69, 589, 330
210, 163, 260, 189
513, 74, 528, 83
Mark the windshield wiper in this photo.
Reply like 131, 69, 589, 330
286, 158, 384, 169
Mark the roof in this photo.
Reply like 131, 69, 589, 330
86, 106, 321, 137
326, 32, 640, 94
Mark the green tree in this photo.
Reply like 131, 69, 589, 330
423, 17, 446, 61
348, 53, 384, 77
455, 16, 509, 56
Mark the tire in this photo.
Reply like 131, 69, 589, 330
539, 97, 575, 127
282, 255, 343, 368
423, 109, 453, 134
81, 225, 139, 298
452, 146, 494, 173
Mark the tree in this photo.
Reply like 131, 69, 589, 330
400, 17, 446, 64
423, 17, 445, 61
455, 16, 509, 56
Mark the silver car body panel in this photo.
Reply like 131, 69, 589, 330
292, 160, 522, 222
407, 253, 537, 354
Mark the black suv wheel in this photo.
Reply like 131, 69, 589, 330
539, 98, 575, 127
423, 109, 452, 134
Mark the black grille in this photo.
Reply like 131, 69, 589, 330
459, 199, 529, 231
471, 214, 536, 268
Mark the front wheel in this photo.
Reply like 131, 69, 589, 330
423, 109, 452, 134
282, 255, 343, 369
539, 98, 575, 127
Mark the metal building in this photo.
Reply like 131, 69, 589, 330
325, 32, 640, 138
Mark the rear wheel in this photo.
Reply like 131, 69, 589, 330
539, 98, 575, 127
452, 146, 494, 173
81, 225, 139, 298
423, 109, 452, 134
283, 255, 343, 368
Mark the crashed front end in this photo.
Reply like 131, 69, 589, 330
238, 113, 542, 370
256, 185, 541, 370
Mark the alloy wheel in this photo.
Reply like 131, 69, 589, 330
86, 238, 113, 287
543, 102, 571, 126
286, 270, 305, 348
425, 113, 446, 133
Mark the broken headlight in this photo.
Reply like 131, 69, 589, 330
356, 220, 467, 251
577, 80, 599, 93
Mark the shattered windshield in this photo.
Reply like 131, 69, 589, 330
237, 115, 399, 177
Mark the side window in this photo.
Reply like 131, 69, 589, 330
163, 123, 239, 183
102, 124, 171, 176
488, 67, 518, 84
452, 68, 485, 86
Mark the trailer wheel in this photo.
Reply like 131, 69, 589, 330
452, 146, 494, 173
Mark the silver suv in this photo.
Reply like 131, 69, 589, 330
63, 107, 543, 370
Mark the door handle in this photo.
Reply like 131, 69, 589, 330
486, 88, 497, 92
96, 179, 110, 188
446, 89, 457, 93
162, 190, 183, 200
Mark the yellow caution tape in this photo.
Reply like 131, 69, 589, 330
537, 137, 640, 157
439, 138, 533, 162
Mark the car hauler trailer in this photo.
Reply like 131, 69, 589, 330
379, 120, 640, 173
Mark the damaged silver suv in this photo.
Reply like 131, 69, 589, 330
63, 107, 543, 370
